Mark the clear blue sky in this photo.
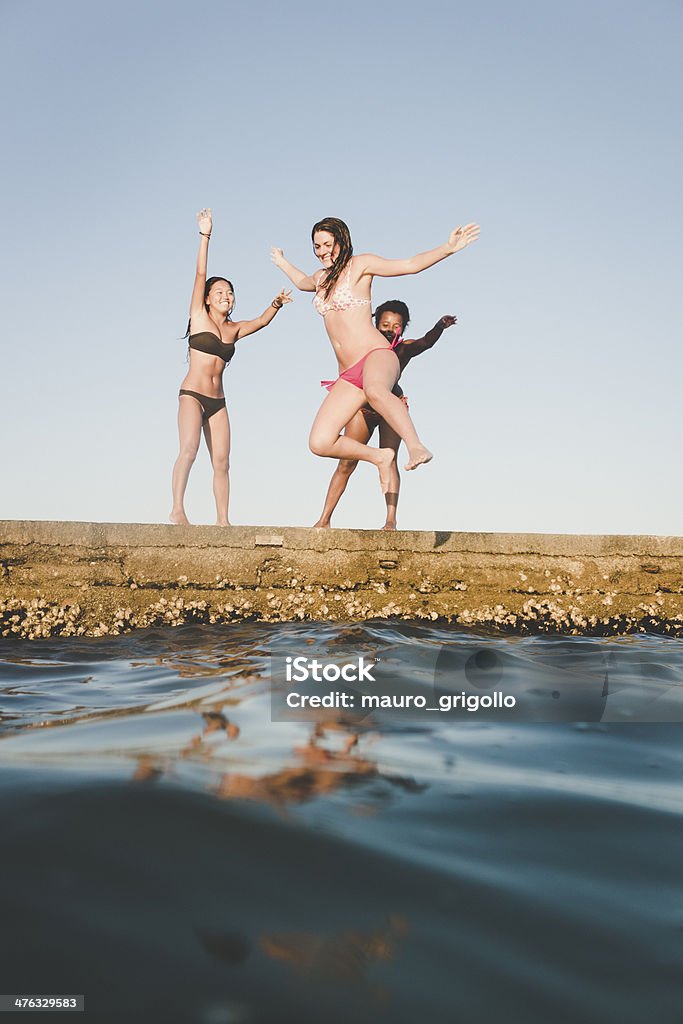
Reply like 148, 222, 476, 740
1, 0, 681, 534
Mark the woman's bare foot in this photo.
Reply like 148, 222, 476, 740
376, 448, 396, 494
312, 519, 331, 528
215, 519, 232, 527
405, 445, 433, 471
381, 521, 397, 531
169, 510, 190, 525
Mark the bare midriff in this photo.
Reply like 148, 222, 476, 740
180, 350, 226, 398
323, 306, 394, 371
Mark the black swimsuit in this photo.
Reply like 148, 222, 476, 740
188, 331, 236, 362
179, 332, 235, 422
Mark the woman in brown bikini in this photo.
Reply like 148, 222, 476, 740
170, 208, 291, 526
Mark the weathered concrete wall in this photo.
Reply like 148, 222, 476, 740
1, 521, 682, 638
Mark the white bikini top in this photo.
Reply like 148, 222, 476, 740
313, 262, 372, 317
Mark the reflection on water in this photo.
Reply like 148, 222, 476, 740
0, 622, 681, 1023
213, 720, 424, 812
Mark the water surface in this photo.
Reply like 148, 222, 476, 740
1, 623, 681, 1023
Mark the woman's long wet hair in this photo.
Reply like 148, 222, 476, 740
311, 218, 353, 298
183, 276, 235, 341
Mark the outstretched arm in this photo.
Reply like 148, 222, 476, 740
271, 247, 319, 292
403, 315, 457, 357
190, 208, 213, 318
233, 289, 293, 341
358, 224, 480, 279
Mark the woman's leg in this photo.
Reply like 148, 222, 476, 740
203, 407, 231, 526
313, 410, 373, 527
362, 351, 432, 470
309, 381, 396, 493
377, 419, 402, 530
170, 396, 204, 524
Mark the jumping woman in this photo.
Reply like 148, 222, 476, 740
171, 208, 291, 525
271, 217, 478, 494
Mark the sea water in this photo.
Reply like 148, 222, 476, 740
0, 622, 681, 1023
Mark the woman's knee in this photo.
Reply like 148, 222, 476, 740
179, 443, 200, 464
309, 429, 332, 457
363, 383, 389, 408
338, 459, 358, 477
212, 455, 230, 474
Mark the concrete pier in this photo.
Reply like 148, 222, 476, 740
1, 521, 682, 639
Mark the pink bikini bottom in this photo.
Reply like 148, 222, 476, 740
321, 340, 401, 392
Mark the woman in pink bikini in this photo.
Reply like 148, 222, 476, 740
271, 217, 479, 494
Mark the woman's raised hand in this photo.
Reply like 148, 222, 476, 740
197, 207, 213, 236
275, 288, 293, 306
270, 247, 286, 268
446, 223, 480, 255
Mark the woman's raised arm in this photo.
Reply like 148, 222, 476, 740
190, 208, 213, 317
358, 223, 480, 279
233, 288, 293, 341
271, 247, 319, 292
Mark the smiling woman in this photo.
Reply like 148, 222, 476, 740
170, 208, 292, 526
271, 216, 479, 497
